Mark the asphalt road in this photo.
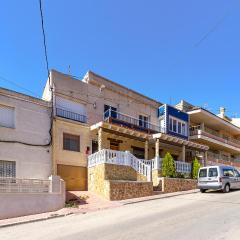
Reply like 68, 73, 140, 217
2, 190, 240, 240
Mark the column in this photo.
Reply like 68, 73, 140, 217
182, 145, 186, 162
144, 140, 149, 160
155, 138, 160, 169
204, 151, 208, 166
155, 138, 160, 158
98, 127, 103, 151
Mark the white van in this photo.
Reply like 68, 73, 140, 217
198, 165, 240, 193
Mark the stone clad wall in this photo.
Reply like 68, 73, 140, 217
159, 177, 197, 193
108, 181, 153, 200
104, 164, 137, 181
88, 163, 152, 200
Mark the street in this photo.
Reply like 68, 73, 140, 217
1, 190, 240, 240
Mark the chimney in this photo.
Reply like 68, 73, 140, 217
219, 107, 226, 118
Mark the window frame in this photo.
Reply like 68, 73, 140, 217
169, 116, 188, 136
63, 133, 80, 152
0, 160, 16, 178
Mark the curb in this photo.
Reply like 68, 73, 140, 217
0, 212, 73, 229
121, 189, 199, 205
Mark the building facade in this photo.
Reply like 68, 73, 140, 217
176, 100, 240, 167
0, 87, 52, 179
43, 70, 208, 191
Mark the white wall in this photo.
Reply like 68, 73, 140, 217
0, 89, 52, 179
0, 178, 65, 220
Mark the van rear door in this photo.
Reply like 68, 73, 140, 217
208, 167, 219, 183
198, 168, 208, 185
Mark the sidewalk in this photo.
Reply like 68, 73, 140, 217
0, 189, 199, 228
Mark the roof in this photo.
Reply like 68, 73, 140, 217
188, 107, 240, 134
0, 86, 50, 107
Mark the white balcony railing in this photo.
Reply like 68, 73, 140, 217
88, 149, 192, 179
103, 109, 164, 134
0, 177, 51, 193
190, 125, 240, 148
88, 149, 152, 181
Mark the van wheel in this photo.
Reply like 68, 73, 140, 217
200, 189, 206, 193
223, 184, 230, 193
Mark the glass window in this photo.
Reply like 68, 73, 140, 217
139, 115, 148, 128
173, 119, 177, 132
63, 133, 80, 152
169, 118, 173, 131
199, 169, 207, 178
223, 169, 234, 177
234, 169, 240, 177
182, 123, 186, 136
178, 122, 182, 134
208, 168, 218, 177
104, 105, 117, 119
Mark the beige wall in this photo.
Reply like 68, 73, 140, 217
53, 118, 91, 168
0, 89, 51, 179
42, 70, 161, 128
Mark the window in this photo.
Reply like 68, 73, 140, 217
0, 160, 16, 177
208, 168, 218, 177
173, 119, 177, 132
139, 115, 149, 128
0, 104, 15, 128
104, 105, 117, 119
234, 169, 240, 177
169, 118, 173, 131
223, 169, 234, 177
182, 123, 186, 136
178, 122, 182, 134
199, 169, 207, 178
63, 133, 80, 152
169, 116, 187, 136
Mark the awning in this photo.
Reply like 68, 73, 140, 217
152, 133, 209, 151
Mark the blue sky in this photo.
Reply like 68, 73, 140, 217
1, 0, 240, 116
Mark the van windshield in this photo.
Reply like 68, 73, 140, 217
208, 168, 218, 177
199, 169, 207, 178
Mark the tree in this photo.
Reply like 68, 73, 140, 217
192, 158, 201, 179
162, 152, 176, 178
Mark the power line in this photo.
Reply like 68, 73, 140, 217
0, 75, 41, 98
39, 0, 50, 81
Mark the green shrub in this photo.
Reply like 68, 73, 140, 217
192, 158, 201, 179
162, 152, 176, 178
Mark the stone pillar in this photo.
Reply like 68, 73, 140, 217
182, 145, 186, 162
144, 140, 149, 160
204, 151, 208, 166
200, 122, 205, 131
98, 127, 103, 151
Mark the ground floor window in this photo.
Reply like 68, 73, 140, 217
0, 160, 16, 178
63, 133, 80, 152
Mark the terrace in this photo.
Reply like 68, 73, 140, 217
103, 109, 162, 134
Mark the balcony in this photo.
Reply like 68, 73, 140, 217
103, 109, 162, 134
56, 108, 87, 123
207, 151, 240, 164
190, 125, 240, 149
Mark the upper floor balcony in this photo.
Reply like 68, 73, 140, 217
56, 108, 87, 124
190, 125, 240, 150
103, 109, 162, 134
